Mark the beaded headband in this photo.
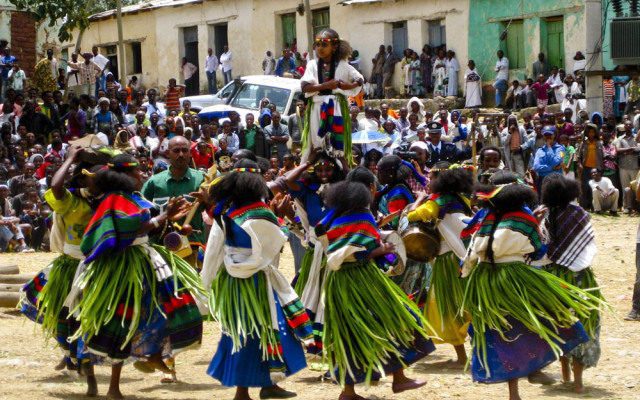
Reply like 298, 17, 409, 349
107, 161, 139, 171
233, 167, 260, 174
314, 37, 339, 44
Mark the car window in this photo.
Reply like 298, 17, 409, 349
218, 81, 238, 100
230, 84, 291, 113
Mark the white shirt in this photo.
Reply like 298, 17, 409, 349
589, 177, 615, 193
50, 58, 59, 78
220, 51, 233, 72
205, 55, 219, 73
182, 62, 197, 80
92, 53, 109, 71
495, 57, 509, 81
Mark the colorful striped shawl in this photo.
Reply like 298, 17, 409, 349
431, 193, 471, 219
81, 192, 153, 264
224, 202, 280, 248
326, 211, 380, 259
475, 207, 545, 261
378, 184, 414, 229
228, 202, 279, 226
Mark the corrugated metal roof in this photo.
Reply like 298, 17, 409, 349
339, 0, 382, 5
89, 0, 202, 21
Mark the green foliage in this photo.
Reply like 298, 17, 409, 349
8, 0, 140, 42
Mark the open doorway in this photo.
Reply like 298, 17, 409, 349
182, 26, 199, 95
213, 23, 228, 58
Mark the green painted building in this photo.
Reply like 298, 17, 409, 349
467, 0, 588, 85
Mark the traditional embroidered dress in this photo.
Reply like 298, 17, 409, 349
67, 192, 204, 361
540, 204, 604, 368
461, 206, 601, 383
290, 179, 329, 302
407, 193, 472, 346
300, 59, 363, 163
378, 183, 431, 298
20, 188, 93, 365
317, 209, 435, 386
202, 202, 313, 387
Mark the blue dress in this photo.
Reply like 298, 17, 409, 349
207, 207, 309, 388
470, 318, 588, 383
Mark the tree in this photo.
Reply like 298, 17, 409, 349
8, 0, 138, 44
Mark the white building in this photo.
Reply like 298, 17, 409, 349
68, 0, 470, 94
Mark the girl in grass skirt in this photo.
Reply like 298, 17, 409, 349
300, 28, 363, 164
20, 145, 101, 394
201, 159, 314, 400
406, 164, 474, 365
285, 150, 344, 351
376, 155, 431, 298
68, 153, 204, 399
317, 180, 435, 400
538, 174, 605, 393
460, 171, 603, 400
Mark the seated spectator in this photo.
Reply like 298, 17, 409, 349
589, 168, 619, 215
0, 183, 32, 252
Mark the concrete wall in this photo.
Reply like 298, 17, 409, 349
468, 0, 586, 83
68, 0, 471, 94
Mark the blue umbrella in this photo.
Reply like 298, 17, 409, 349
351, 130, 392, 144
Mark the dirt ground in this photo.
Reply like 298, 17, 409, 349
1, 214, 639, 400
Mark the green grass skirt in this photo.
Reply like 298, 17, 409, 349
37, 254, 80, 340
71, 244, 205, 351
323, 260, 433, 385
294, 246, 326, 297
211, 268, 278, 359
542, 264, 604, 339
462, 261, 605, 372
428, 251, 467, 325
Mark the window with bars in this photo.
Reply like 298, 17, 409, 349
312, 8, 330, 35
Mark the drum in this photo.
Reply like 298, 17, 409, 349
398, 216, 440, 262
380, 231, 406, 276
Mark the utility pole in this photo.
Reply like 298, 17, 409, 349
304, 0, 314, 58
115, 0, 126, 81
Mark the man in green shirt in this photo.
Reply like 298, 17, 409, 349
142, 135, 206, 254
141, 135, 206, 384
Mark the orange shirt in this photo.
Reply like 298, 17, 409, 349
584, 142, 597, 168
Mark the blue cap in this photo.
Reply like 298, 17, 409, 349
542, 126, 556, 136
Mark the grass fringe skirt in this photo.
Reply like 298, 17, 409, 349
293, 246, 325, 297
72, 244, 204, 359
36, 254, 80, 341
211, 268, 278, 359
324, 260, 433, 386
543, 264, 604, 339
462, 261, 605, 375
426, 251, 469, 345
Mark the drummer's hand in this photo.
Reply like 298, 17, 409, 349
380, 242, 395, 254
533, 205, 548, 222
166, 196, 191, 221
189, 188, 210, 206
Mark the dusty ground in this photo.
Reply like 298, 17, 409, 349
1, 214, 639, 400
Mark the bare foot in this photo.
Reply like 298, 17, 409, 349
106, 389, 124, 400
160, 371, 177, 384
145, 354, 173, 374
574, 383, 585, 394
